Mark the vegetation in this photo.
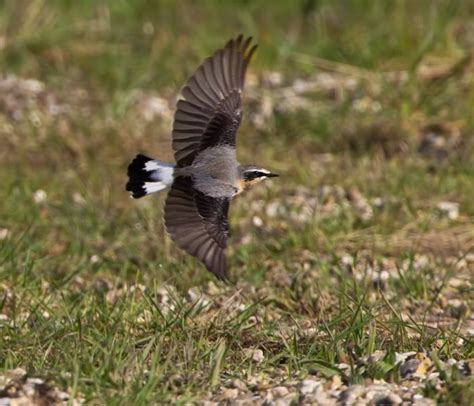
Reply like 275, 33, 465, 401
0, 0, 472, 403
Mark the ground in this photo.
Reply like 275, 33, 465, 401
0, 1, 473, 404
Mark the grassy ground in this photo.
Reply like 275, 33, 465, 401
0, 0, 473, 404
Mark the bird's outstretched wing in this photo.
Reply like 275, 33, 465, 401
164, 177, 231, 280
172, 35, 257, 167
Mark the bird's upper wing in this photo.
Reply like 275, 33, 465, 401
164, 177, 231, 280
172, 35, 257, 167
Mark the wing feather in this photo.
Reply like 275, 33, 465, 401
171, 35, 257, 167
164, 177, 230, 280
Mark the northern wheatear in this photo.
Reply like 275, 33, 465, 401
126, 35, 278, 280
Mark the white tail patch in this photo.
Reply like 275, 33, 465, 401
144, 181, 169, 194
144, 160, 162, 171
148, 163, 175, 187
126, 154, 175, 198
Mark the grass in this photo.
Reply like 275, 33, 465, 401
0, 0, 473, 403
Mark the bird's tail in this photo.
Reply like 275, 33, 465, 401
126, 154, 175, 198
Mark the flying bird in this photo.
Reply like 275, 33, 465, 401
126, 35, 278, 280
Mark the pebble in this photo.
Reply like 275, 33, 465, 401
272, 386, 289, 397
395, 352, 417, 365
231, 379, 247, 390
33, 189, 47, 204
299, 379, 321, 395
27, 378, 44, 385
244, 348, 265, 363
436, 201, 459, 220
252, 216, 264, 227
139, 95, 171, 122
366, 350, 385, 364
9, 368, 27, 380
275, 393, 298, 406
201, 401, 217, 406
400, 358, 420, 378
220, 388, 239, 400
369, 392, 402, 405
339, 384, 365, 404
413, 394, 436, 405
0, 228, 9, 240
371, 197, 385, 210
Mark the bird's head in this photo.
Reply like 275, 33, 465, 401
237, 165, 279, 193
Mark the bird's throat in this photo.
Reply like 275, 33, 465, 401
235, 178, 261, 195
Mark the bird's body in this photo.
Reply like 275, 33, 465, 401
178, 145, 239, 198
126, 35, 278, 280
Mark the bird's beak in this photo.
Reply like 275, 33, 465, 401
267, 172, 279, 178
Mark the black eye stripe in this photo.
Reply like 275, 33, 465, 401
244, 171, 267, 180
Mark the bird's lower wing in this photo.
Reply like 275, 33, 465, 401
164, 177, 230, 280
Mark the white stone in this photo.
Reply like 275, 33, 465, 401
221, 388, 238, 399
436, 201, 459, 220
300, 379, 321, 395
252, 349, 264, 363
252, 216, 263, 227
33, 189, 47, 204
0, 229, 9, 240
272, 386, 289, 397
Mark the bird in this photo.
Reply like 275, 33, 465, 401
126, 35, 278, 280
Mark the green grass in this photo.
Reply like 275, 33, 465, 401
0, 0, 473, 403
